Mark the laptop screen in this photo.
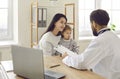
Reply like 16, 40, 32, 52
11, 45, 44, 79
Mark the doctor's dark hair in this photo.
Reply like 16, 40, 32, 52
90, 9, 110, 26
45, 13, 67, 36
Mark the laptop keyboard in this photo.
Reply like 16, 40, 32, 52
44, 70, 65, 79
45, 70, 57, 75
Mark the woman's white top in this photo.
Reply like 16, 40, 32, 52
62, 28, 120, 79
39, 32, 61, 55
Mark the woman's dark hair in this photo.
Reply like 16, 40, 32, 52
61, 24, 71, 38
90, 9, 110, 26
45, 13, 67, 36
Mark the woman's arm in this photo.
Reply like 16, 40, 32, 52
39, 39, 54, 55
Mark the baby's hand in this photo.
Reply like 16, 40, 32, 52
62, 52, 68, 58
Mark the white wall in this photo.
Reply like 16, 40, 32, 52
17, 0, 34, 47
0, 47, 11, 61
0, 0, 33, 60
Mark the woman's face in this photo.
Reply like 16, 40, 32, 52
54, 17, 67, 32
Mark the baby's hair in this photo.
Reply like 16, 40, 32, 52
61, 24, 72, 37
62, 25, 71, 32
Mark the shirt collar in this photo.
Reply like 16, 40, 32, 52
97, 28, 110, 35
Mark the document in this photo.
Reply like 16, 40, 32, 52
1, 61, 13, 72
54, 45, 77, 56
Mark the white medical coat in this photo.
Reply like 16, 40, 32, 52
63, 30, 120, 79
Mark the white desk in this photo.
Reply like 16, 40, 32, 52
1, 56, 106, 79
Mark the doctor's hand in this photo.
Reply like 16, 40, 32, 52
62, 52, 68, 58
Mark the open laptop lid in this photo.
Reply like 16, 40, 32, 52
11, 45, 44, 79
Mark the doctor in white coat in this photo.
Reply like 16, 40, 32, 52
62, 9, 120, 79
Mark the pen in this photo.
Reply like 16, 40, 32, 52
50, 64, 60, 68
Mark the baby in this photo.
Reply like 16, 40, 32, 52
58, 25, 79, 54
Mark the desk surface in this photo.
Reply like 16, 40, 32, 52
4, 56, 105, 79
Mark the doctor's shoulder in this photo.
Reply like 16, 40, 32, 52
90, 35, 109, 46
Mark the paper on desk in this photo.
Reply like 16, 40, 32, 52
1, 61, 13, 72
54, 45, 77, 56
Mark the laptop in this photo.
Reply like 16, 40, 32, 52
11, 45, 65, 79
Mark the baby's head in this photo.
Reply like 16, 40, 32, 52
62, 25, 72, 40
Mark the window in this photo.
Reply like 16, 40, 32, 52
0, 0, 13, 41
101, 0, 120, 34
79, 0, 120, 38
79, 0, 95, 37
